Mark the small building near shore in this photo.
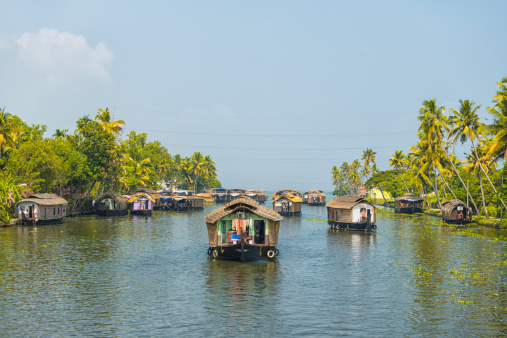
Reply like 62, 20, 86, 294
394, 193, 423, 214
94, 193, 129, 216
441, 199, 472, 224
272, 192, 302, 216
15, 193, 68, 225
326, 195, 376, 231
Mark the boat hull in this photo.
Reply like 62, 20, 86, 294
395, 207, 423, 214
328, 221, 377, 231
95, 209, 129, 216
208, 244, 278, 261
131, 209, 152, 216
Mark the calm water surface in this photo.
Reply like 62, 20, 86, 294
1, 197, 507, 336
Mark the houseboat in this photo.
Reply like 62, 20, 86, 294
15, 193, 68, 225
441, 199, 472, 224
211, 188, 230, 203
230, 188, 247, 201
303, 190, 326, 206
272, 192, 302, 216
248, 190, 267, 203
93, 193, 129, 216
272, 189, 302, 199
136, 188, 162, 210
394, 193, 424, 214
326, 195, 377, 231
127, 192, 155, 216
161, 195, 204, 211
205, 197, 283, 261
196, 192, 214, 203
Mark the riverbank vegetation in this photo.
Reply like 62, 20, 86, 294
0, 108, 220, 222
332, 76, 507, 219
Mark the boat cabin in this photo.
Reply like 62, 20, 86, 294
205, 197, 283, 261
15, 193, 68, 225
303, 190, 326, 206
272, 192, 302, 216
136, 188, 162, 210
326, 195, 377, 231
127, 192, 155, 216
441, 199, 472, 224
211, 188, 230, 203
272, 189, 302, 200
93, 193, 129, 216
395, 193, 423, 214
230, 188, 247, 200
248, 190, 267, 203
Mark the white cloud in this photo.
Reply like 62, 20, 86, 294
15, 28, 113, 84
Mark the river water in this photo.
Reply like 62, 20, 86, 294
1, 198, 507, 336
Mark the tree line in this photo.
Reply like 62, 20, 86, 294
332, 76, 507, 219
0, 108, 221, 223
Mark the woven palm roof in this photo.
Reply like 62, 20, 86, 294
441, 199, 470, 212
303, 190, 326, 196
17, 193, 68, 206
205, 197, 283, 223
272, 192, 303, 203
136, 188, 161, 200
394, 193, 423, 202
272, 189, 301, 198
326, 195, 373, 209
127, 192, 156, 203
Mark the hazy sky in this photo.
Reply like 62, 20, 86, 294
1, 1, 506, 192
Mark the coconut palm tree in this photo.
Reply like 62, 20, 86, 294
485, 78, 507, 160
361, 148, 376, 167
190, 152, 206, 193
464, 146, 496, 218
450, 99, 507, 211
95, 108, 125, 139
389, 150, 410, 193
0, 108, 16, 160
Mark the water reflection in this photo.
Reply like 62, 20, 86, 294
203, 259, 280, 335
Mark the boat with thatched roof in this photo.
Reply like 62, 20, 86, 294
394, 193, 424, 214
210, 188, 231, 203
205, 197, 283, 261
136, 188, 162, 209
326, 195, 377, 231
441, 199, 472, 224
230, 188, 247, 200
93, 192, 129, 216
15, 193, 68, 225
272, 192, 302, 216
127, 192, 155, 216
247, 190, 267, 203
302, 190, 326, 206
272, 189, 302, 200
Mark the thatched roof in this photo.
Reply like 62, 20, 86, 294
94, 192, 129, 209
272, 192, 303, 203
249, 190, 267, 196
303, 190, 326, 196
127, 192, 156, 203
205, 197, 283, 223
394, 193, 423, 202
136, 188, 161, 200
272, 189, 301, 198
326, 195, 374, 209
441, 199, 470, 212
16, 193, 68, 206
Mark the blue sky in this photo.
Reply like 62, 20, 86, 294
1, 1, 506, 191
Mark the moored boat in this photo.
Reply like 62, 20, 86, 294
272, 192, 302, 216
93, 193, 129, 216
394, 193, 423, 214
127, 192, 155, 216
15, 193, 68, 225
205, 197, 283, 261
303, 190, 326, 206
441, 199, 472, 224
326, 195, 377, 231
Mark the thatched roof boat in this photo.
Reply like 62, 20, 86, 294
302, 190, 326, 206
272, 192, 302, 216
441, 199, 472, 224
15, 193, 68, 225
205, 197, 283, 261
127, 192, 155, 216
326, 195, 376, 231
394, 193, 423, 214
94, 192, 129, 216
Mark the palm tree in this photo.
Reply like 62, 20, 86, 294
485, 78, 507, 159
371, 163, 380, 176
190, 152, 206, 193
464, 146, 496, 218
389, 150, 410, 192
0, 108, 16, 160
361, 148, 376, 167
95, 108, 125, 139
450, 99, 507, 211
